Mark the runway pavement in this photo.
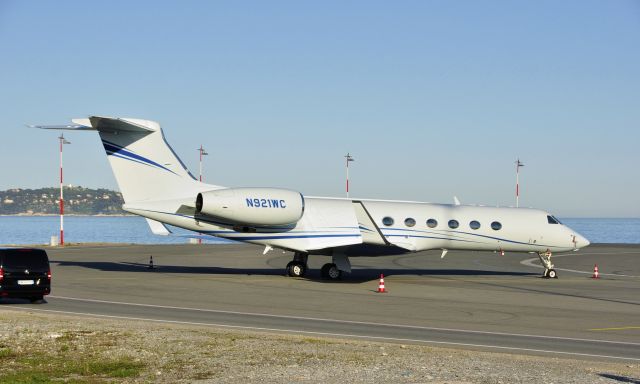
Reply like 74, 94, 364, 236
3, 243, 640, 361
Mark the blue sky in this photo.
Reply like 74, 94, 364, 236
1, 1, 638, 217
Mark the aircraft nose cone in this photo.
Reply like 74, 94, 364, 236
574, 233, 590, 248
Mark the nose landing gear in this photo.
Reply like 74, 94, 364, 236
538, 250, 558, 278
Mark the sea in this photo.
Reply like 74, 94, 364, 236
0, 216, 638, 245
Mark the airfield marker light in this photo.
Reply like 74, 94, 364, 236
515, 159, 524, 208
345, 153, 354, 198
59, 134, 71, 246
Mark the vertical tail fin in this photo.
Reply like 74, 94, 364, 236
37, 116, 221, 203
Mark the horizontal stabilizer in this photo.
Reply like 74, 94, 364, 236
27, 123, 94, 131
30, 116, 157, 134
145, 218, 172, 236
86, 116, 157, 133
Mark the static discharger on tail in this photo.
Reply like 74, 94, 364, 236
33, 116, 590, 281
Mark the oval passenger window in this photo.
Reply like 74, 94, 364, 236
382, 217, 394, 226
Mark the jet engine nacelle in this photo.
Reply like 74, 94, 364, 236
196, 188, 305, 227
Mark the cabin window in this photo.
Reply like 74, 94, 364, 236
448, 220, 459, 229
491, 221, 502, 231
426, 218, 438, 228
547, 215, 561, 224
404, 218, 416, 227
382, 217, 394, 226
469, 220, 481, 230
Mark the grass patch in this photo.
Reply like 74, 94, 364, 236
0, 352, 144, 383
300, 337, 334, 345
0, 347, 15, 359
85, 359, 143, 378
0, 371, 52, 384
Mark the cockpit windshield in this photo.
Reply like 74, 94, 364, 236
547, 215, 562, 225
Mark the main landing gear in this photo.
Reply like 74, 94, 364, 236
285, 252, 351, 281
538, 250, 558, 278
320, 263, 341, 280
286, 252, 308, 277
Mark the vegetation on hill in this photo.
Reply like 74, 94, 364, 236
0, 186, 125, 215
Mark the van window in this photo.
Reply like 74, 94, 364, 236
2, 249, 48, 269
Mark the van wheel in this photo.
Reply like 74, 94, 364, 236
29, 296, 43, 303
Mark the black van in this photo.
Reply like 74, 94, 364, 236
0, 248, 51, 303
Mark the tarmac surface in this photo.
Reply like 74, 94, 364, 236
3, 243, 640, 362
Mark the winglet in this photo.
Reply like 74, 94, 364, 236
453, 196, 461, 206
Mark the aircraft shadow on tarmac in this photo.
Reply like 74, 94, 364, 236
51, 260, 537, 283
599, 373, 640, 384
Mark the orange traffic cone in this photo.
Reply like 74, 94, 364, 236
592, 264, 599, 279
377, 274, 387, 293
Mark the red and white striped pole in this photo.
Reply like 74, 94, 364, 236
345, 153, 354, 198
515, 159, 524, 208
198, 145, 208, 182
59, 134, 71, 245
197, 145, 208, 244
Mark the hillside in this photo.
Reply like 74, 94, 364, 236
0, 186, 125, 215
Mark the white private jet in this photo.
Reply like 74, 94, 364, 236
34, 116, 590, 280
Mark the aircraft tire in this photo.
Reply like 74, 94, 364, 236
286, 261, 306, 277
321, 263, 341, 280
548, 269, 557, 279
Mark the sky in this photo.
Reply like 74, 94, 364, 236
1, 1, 639, 217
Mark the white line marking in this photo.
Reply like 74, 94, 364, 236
520, 255, 639, 278
6, 307, 639, 362
48, 295, 640, 347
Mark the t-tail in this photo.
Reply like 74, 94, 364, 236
32, 116, 221, 203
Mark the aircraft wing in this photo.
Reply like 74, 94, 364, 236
145, 218, 172, 236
